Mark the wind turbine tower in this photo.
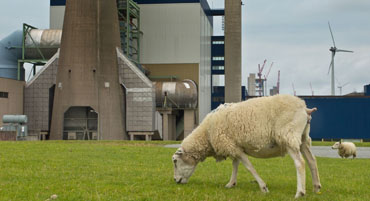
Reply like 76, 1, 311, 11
327, 22, 353, 95
337, 81, 349, 95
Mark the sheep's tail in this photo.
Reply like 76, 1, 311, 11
306, 107, 317, 115
302, 107, 317, 145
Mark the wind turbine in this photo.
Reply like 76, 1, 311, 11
327, 22, 353, 95
336, 79, 349, 95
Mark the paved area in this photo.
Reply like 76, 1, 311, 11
165, 144, 370, 158
311, 146, 370, 159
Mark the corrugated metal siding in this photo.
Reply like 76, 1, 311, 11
50, 0, 66, 6
0, 131, 17, 141
365, 84, 370, 96
303, 96, 370, 139
198, 5, 212, 122
139, 3, 201, 64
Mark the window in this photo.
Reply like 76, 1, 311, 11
212, 57, 224, 61
212, 41, 224, 44
212, 66, 224, 70
0, 91, 9, 98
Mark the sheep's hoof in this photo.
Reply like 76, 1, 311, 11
261, 186, 269, 193
295, 191, 305, 198
225, 182, 236, 188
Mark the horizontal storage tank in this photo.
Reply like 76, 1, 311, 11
2, 115, 28, 124
0, 29, 62, 80
155, 80, 198, 109
24, 29, 62, 60
0, 31, 23, 80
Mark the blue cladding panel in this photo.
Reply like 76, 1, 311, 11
51, 1, 213, 24
303, 96, 370, 139
50, 0, 66, 6
365, 84, 370, 96
212, 44, 224, 56
211, 36, 225, 74
134, 0, 198, 4
51, 0, 203, 6
210, 9, 224, 16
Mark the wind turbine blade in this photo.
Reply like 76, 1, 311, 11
343, 82, 350, 87
328, 22, 336, 47
336, 49, 354, 53
335, 78, 341, 86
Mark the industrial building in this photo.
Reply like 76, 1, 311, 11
2, 0, 367, 141
1, 0, 240, 141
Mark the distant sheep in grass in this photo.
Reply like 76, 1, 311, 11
332, 142, 357, 159
172, 94, 321, 198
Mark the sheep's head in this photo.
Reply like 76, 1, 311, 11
332, 141, 341, 149
172, 147, 197, 184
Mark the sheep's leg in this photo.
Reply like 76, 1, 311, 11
239, 153, 269, 193
225, 159, 239, 188
300, 141, 321, 193
288, 148, 306, 198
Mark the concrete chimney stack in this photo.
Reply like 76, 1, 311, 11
50, 0, 126, 140
225, 0, 242, 103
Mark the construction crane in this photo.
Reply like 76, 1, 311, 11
263, 62, 274, 96
277, 70, 280, 94
310, 82, 314, 96
292, 83, 296, 96
257, 59, 267, 96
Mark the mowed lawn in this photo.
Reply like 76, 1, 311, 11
0, 141, 369, 201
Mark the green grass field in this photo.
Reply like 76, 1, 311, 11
0, 141, 369, 201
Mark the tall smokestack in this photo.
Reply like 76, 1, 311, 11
50, 0, 126, 140
225, 0, 242, 103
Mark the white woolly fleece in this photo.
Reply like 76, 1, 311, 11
181, 94, 312, 161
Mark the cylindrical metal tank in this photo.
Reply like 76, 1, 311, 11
0, 31, 23, 80
2, 115, 28, 124
24, 29, 62, 60
155, 80, 198, 109
0, 29, 62, 80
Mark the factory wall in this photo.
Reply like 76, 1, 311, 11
24, 49, 156, 137
302, 96, 370, 140
50, 5, 65, 29
139, 3, 201, 63
117, 49, 156, 132
0, 78, 24, 127
24, 53, 58, 134
198, 6, 212, 122
145, 64, 199, 84
50, 0, 213, 123
139, 3, 212, 122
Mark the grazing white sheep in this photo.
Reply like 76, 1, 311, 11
332, 142, 357, 158
172, 94, 321, 198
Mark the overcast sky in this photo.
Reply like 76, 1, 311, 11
210, 0, 370, 95
1, 0, 369, 95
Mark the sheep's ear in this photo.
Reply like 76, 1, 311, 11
175, 148, 183, 155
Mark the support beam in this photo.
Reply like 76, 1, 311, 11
184, 109, 195, 138
160, 109, 176, 141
